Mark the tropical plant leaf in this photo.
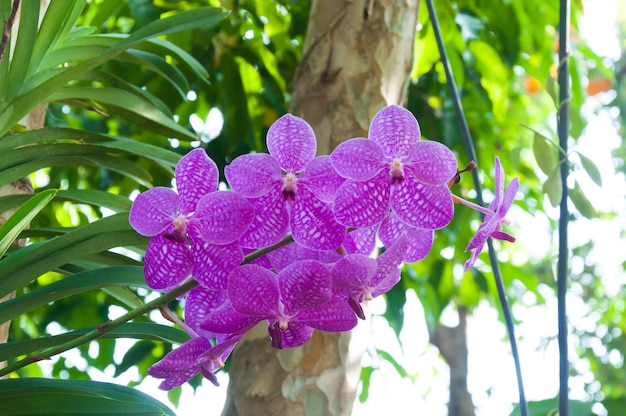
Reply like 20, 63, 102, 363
543, 166, 562, 208
0, 189, 57, 258
0, 323, 190, 362
0, 266, 147, 325
532, 131, 558, 176
570, 181, 597, 219
0, 213, 147, 298
0, 378, 176, 416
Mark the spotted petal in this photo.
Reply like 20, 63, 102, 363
370, 234, 408, 296
330, 138, 385, 181
332, 170, 390, 228
299, 156, 346, 202
278, 260, 332, 314
129, 187, 178, 236
228, 264, 279, 317
200, 299, 262, 334
239, 187, 289, 249
144, 233, 192, 290
369, 105, 421, 158
176, 149, 219, 215
224, 153, 282, 198
193, 191, 254, 245
266, 114, 317, 173
296, 297, 358, 332
147, 336, 211, 390
343, 226, 377, 256
391, 180, 453, 230
405, 141, 458, 185
185, 287, 227, 337
331, 255, 377, 292
500, 177, 520, 219
189, 232, 244, 290
291, 185, 346, 251
272, 321, 314, 349
378, 211, 434, 262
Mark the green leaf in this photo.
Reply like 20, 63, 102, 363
358, 366, 375, 403
570, 181, 597, 219
0, 323, 190, 361
383, 282, 406, 341
376, 349, 411, 379
0, 266, 147, 325
114, 340, 156, 377
0, 189, 57, 258
577, 152, 603, 186
0, 213, 147, 298
0, 378, 175, 416
532, 131, 558, 176
543, 166, 562, 208
509, 397, 593, 416
5, 0, 39, 102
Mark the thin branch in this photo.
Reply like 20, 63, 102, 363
424, 1, 528, 415
0, 0, 20, 64
557, 0, 571, 414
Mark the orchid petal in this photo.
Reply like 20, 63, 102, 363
296, 297, 358, 332
331, 254, 377, 291
370, 234, 408, 292
267, 241, 340, 272
369, 105, 420, 158
190, 232, 244, 290
406, 141, 458, 185
147, 336, 211, 390
228, 264, 279, 317
176, 149, 219, 215
332, 170, 390, 228
492, 230, 516, 243
193, 191, 254, 245
279, 260, 333, 313
330, 138, 385, 181
266, 114, 316, 172
224, 153, 282, 198
465, 215, 500, 251
291, 185, 346, 251
378, 212, 433, 262
144, 234, 192, 290
343, 226, 377, 255
272, 322, 314, 349
129, 187, 178, 236
185, 287, 227, 337
499, 177, 520, 218
239, 187, 289, 249
493, 156, 505, 208
200, 300, 262, 334
299, 156, 346, 202
464, 243, 485, 271
391, 180, 453, 230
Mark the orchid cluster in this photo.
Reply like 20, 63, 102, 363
128, 105, 518, 390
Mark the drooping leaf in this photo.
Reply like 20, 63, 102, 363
577, 152, 602, 187
532, 131, 558, 176
358, 366, 375, 403
0, 189, 57, 258
570, 181, 597, 219
543, 166, 562, 208
0, 378, 175, 416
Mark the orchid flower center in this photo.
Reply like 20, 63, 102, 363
164, 214, 188, 243
389, 158, 405, 185
282, 173, 298, 201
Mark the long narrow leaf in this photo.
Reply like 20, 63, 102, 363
5, 0, 39, 102
0, 189, 57, 258
0, 323, 190, 361
0, 378, 176, 416
0, 7, 228, 135
0, 266, 147, 325
0, 213, 145, 297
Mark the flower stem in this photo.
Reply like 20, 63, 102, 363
425, 0, 528, 414
452, 194, 496, 217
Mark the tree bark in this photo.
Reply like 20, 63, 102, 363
221, 1, 418, 415
431, 307, 476, 416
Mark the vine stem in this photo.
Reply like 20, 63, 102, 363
424, 0, 528, 414
557, 0, 571, 414
0, 234, 296, 378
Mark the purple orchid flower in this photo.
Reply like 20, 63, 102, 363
225, 114, 346, 251
463, 156, 519, 271
331, 234, 409, 319
129, 149, 254, 290
225, 260, 357, 349
378, 210, 434, 263
147, 334, 241, 390
330, 105, 457, 230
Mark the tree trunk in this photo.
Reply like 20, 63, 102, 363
431, 307, 476, 416
221, 1, 418, 415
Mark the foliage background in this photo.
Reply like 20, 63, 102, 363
1, 0, 625, 415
